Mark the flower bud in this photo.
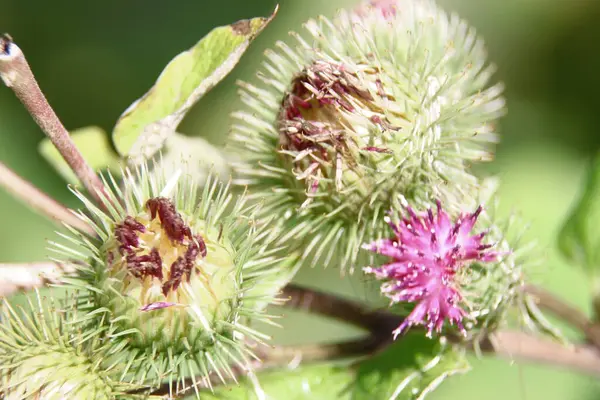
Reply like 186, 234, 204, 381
55, 164, 286, 393
229, 0, 504, 271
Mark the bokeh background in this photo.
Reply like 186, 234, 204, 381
0, 0, 599, 399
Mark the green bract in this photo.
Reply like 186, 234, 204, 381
51, 164, 289, 397
228, 0, 505, 272
447, 188, 532, 337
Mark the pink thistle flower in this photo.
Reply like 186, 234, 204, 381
363, 201, 499, 338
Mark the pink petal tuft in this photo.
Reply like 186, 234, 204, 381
364, 202, 497, 337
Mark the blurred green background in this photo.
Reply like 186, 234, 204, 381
1, 0, 599, 398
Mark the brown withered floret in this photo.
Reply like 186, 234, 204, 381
161, 237, 205, 295
146, 197, 193, 243
194, 234, 207, 258
362, 146, 392, 154
114, 216, 146, 252
161, 257, 187, 296
114, 217, 163, 280
126, 248, 163, 281
111, 198, 209, 292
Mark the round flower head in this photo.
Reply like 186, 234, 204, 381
363, 198, 529, 339
53, 164, 288, 395
229, 0, 505, 271
0, 293, 134, 399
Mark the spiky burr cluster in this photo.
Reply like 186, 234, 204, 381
229, 0, 505, 272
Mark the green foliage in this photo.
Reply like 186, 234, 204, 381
38, 126, 122, 184
112, 9, 277, 162
193, 334, 467, 400
558, 153, 600, 278
39, 8, 273, 182
353, 334, 469, 400
198, 364, 354, 400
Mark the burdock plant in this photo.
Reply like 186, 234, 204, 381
229, 0, 504, 272
1, 0, 600, 399
57, 165, 286, 392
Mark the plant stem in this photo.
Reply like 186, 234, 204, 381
161, 330, 600, 398
280, 283, 600, 379
0, 162, 94, 234
524, 284, 600, 349
0, 34, 107, 206
281, 283, 399, 333
258, 336, 391, 365
0, 262, 77, 297
482, 330, 600, 377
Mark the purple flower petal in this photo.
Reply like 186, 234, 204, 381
364, 202, 497, 337
139, 302, 179, 312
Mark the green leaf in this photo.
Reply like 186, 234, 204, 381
38, 126, 122, 184
352, 334, 469, 400
192, 335, 467, 400
112, 8, 277, 161
197, 364, 354, 400
558, 153, 600, 276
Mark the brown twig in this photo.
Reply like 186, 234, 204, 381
281, 283, 399, 333
258, 336, 389, 363
524, 284, 600, 349
0, 34, 107, 206
0, 162, 94, 235
482, 330, 600, 377
0, 262, 77, 298
280, 284, 600, 379
169, 330, 600, 398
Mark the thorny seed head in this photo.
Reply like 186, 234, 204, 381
229, 0, 505, 271
54, 165, 291, 392
3, 352, 114, 400
0, 293, 133, 399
